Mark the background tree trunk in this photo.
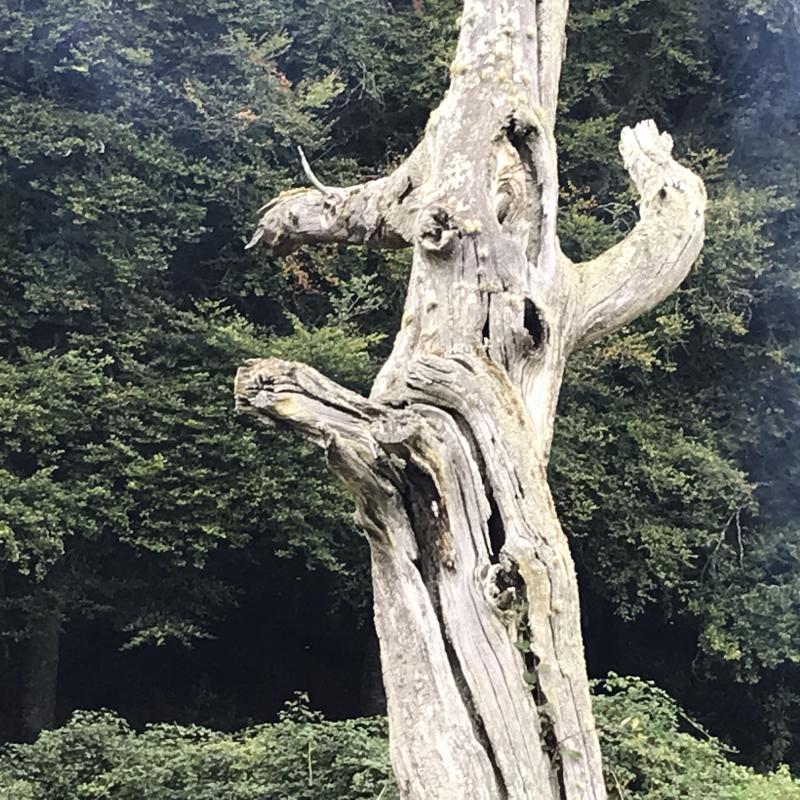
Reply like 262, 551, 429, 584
236, 1, 706, 797
19, 604, 61, 742
0, 569, 14, 742
360, 626, 387, 716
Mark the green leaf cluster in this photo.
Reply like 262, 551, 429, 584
595, 675, 800, 799
0, 699, 396, 800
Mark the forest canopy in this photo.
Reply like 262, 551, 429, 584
0, 0, 799, 792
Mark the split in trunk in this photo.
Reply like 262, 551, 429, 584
235, 1, 706, 797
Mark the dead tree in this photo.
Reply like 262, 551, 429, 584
235, 1, 706, 797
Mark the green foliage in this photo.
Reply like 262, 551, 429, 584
0, 697, 396, 800
0, 302, 375, 647
0, 0, 384, 659
543, 0, 800, 764
596, 676, 800, 799
2, 682, 798, 800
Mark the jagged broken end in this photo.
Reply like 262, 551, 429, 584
233, 357, 292, 418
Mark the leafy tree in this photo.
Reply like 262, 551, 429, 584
550, 0, 800, 766
0, 0, 377, 740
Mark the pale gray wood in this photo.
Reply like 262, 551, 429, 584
572, 121, 707, 348
235, 2, 706, 798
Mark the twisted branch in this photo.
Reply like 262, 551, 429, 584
571, 120, 707, 348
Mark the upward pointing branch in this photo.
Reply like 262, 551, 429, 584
297, 146, 333, 196
571, 120, 707, 349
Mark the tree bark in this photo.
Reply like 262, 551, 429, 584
235, 2, 706, 797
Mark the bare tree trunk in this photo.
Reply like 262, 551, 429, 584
0, 569, 15, 741
235, 1, 706, 797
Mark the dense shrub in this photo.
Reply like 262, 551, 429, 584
1, 680, 798, 799
0, 694, 397, 800
595, 676, 800, 799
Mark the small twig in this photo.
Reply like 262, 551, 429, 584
298, 146, 333, 195
608, 764, 627, 799
735, 508, 744, 567
700, 508, 745, 580
703, 511, 734, 574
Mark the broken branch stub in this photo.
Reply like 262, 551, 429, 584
235, 2, 706, 799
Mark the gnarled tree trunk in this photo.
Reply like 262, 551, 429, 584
235, 2, 706, 797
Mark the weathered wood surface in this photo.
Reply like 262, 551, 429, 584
235, 1, 706, 797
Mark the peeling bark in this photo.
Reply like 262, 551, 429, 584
234, 2, 706, 798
